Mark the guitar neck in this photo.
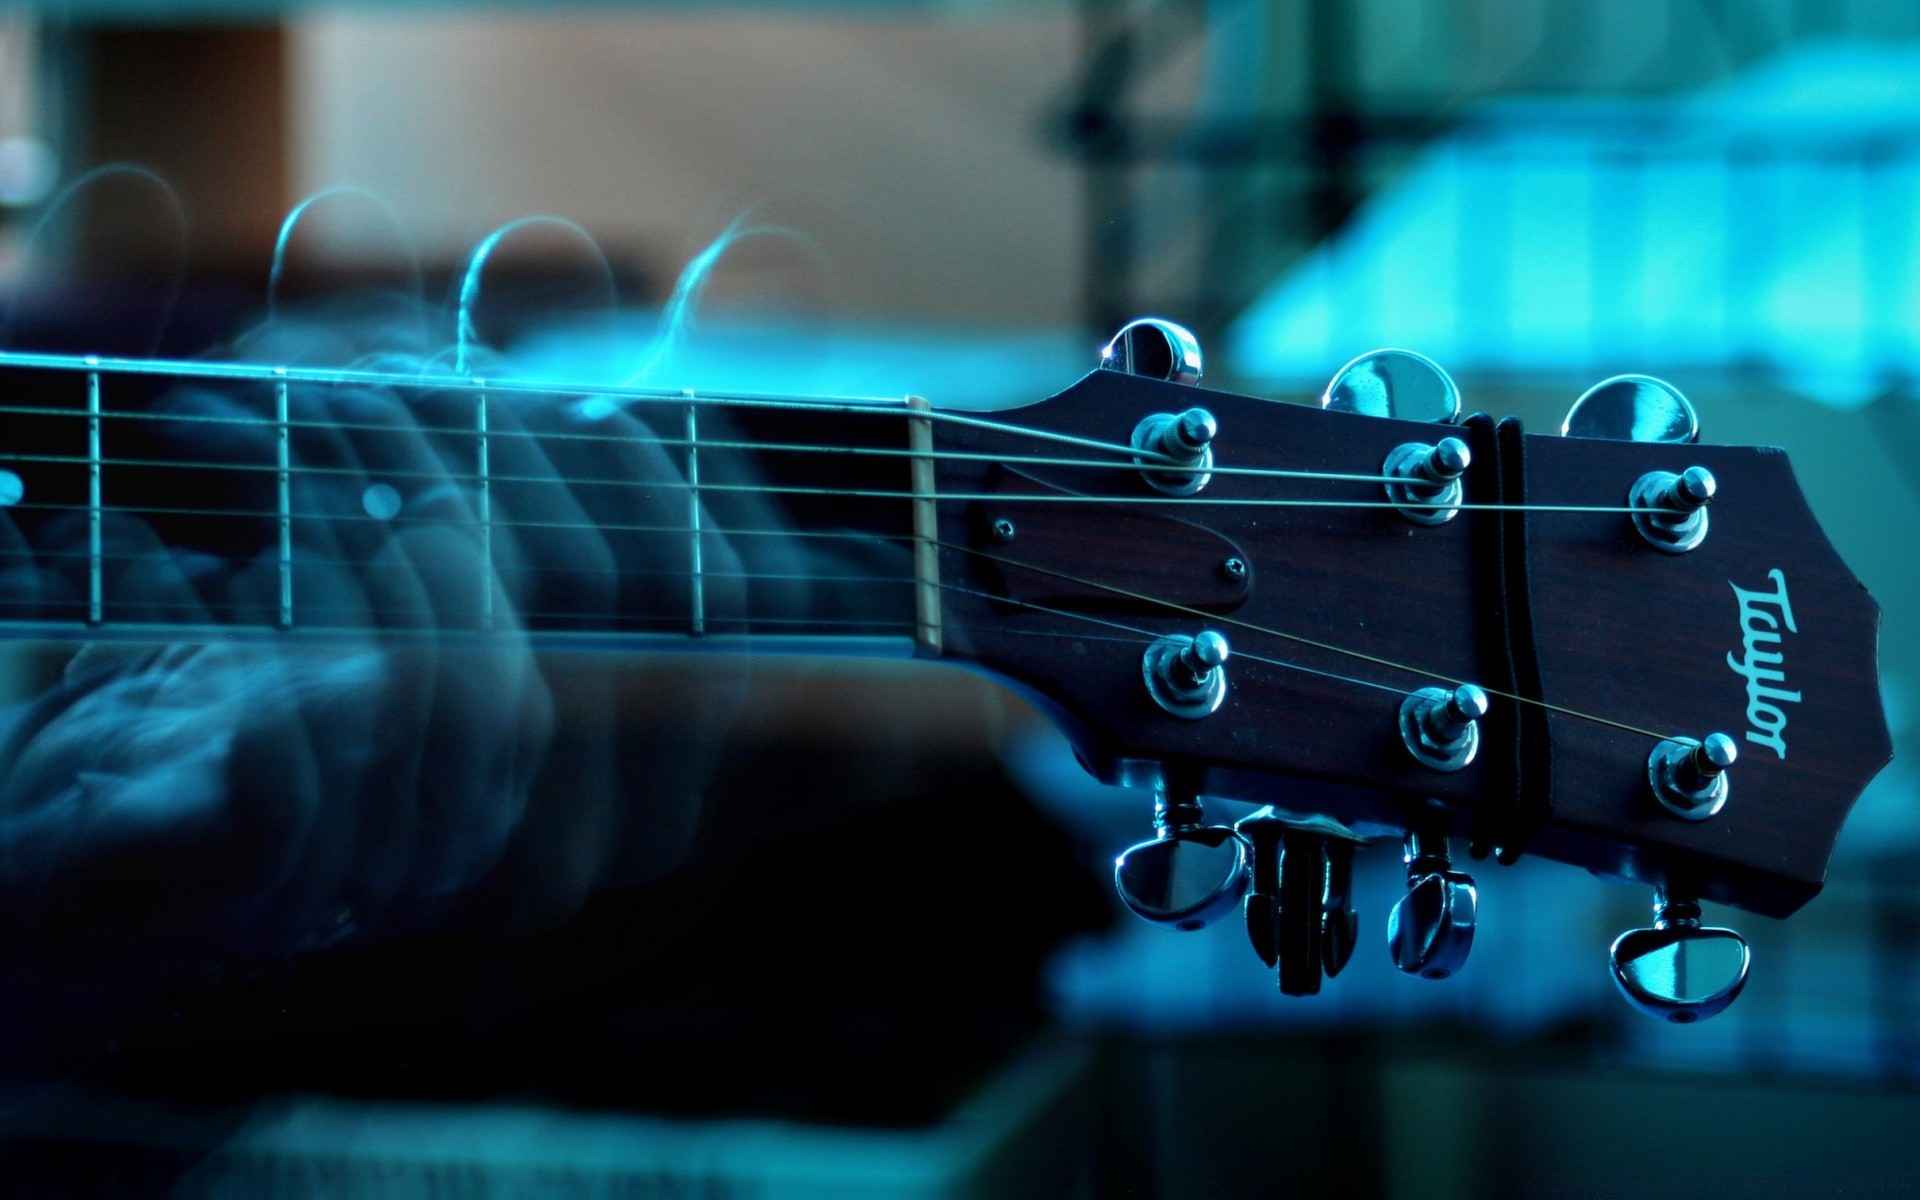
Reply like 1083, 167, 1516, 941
0, 352, 935, 659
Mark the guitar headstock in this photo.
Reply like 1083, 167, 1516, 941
926, 323, 1890, 1021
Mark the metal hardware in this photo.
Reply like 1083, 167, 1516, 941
1398, 684, 1488, 772
1387, 828, 1477, 980
1648, 732, 1736, 821
1220, 556, 1247, 581
1234, 808, 1366, 995
1382, 436, 1470, 525
1114, 779, 1247, 932
1629, 465, 1715, 553
1131, 407, 1217, 496
1609, 887, 1751, 1023
1562, 375, 1699, 443
991, 517, 1017, 542
1321, 348, 1462, 424
1100, 317, 1203, 385
1143, 630, 1230, 719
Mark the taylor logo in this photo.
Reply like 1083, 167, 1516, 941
1727, 569, 1800, 759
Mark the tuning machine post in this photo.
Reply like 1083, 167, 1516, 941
1143, 630, 1230, 719
1383, 436, 1470, 525
1387, 827, 1478, 980
1399, 683, 1489, 772
1235, 808, 1364, 995
1648, 732, 1736, 821
1113, 778, 1247, 932
1131, 407, 1217, 496
1629, 465, 1716, 554
1610, 886, 1751, 1023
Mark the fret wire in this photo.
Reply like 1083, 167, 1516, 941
86, 369, 102, 626
275, 371, 293, 629
476, 388, 493, 631
685, 393, 704, 637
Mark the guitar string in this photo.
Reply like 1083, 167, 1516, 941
933, 580, 1415, 700
5, 351, 1297, 473
0, 372, 1205, 466
0, 477, 1671, 519
0, 358, 1691, 737
0, 403, 1405, 487
936, 538, 1681, 743
0, 521, 1677, 741
6, 543, 1417, 704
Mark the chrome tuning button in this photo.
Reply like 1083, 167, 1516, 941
1610, 887, 1750, 1023
1630, 465, 1715, 554
1648, 732, 1736, 821
1131, 407, 1216, 496
1100, 318, 1203, 385
1114, 780, 1247, 931
1234, 809, 1366, 995
1142, 630, 1230, 719
1387, 828, 1477, 980
1562, 375, 1699, 443
1398, 683, 1488, 772
1382, 436, 1470, 525
1322, 348, 1462, 424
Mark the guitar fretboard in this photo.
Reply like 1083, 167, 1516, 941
0, 353, 924, 653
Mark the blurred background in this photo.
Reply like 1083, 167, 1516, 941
2, 0, 1920, 1196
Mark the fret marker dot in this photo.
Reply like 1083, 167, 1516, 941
0, 471, 20, 507
362, 484, 402, 520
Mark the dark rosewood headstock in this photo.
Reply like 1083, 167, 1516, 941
926, 334, 1889, 1017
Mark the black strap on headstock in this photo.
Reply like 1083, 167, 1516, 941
1463, 414, 1555, 864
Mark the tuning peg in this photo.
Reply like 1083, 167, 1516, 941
1398, 683, 1488, 772
1114, 779, 1247, 931
1142, 630, 1230, 719
1232, 809, 1366, 995
1321, 349, 1462, 424
1100, 318, 1203, 385
1236, 809, 1286, 969
1648, 732, 1736, 821
1386, 829, 1477, 980
1562, 375, 1699, 443
1610, 887, 1750, 1023
1322, 838, 1359, 978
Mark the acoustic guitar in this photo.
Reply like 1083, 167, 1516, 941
0, 318, 1888, 1022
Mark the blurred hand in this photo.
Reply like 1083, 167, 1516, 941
0, 369, 747, 1021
